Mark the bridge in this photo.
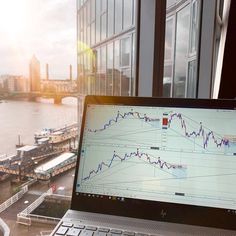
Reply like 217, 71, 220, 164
1, 91, 82, 104
0, 78, 83, 104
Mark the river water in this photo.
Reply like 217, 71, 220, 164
0, 98, 78, 203
0, 98, 78, 156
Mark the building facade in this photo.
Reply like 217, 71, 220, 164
29, 55, 41, 92
77, 0, 229, 99
77, 0, 136, 96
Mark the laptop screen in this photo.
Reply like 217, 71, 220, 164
72, 96, 236, 230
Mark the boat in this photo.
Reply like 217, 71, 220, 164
35, 123, 78, 144
34, 128, 54, 142
48, 127, 78, 144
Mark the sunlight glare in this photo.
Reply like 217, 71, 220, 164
0, 0, 29, 40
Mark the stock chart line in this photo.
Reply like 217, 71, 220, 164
82, 149, 184, 181
168, 113, 230, 149
88, 110, 160, 133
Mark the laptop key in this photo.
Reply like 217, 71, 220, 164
56, 226, 68, 235
74, 224, 85, 229
135, 233, 149, 236
94, 232, 107, 236
98, 228, 110, 233
123, 232, 135, 236
86, 226, 97, 231
80, 230, 94, 236
62, 222, 73, 227
110, 229, 123, 234
67, 228, 81, 236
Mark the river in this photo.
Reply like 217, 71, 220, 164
0, 98, 78, 156
0, 98, 78, 203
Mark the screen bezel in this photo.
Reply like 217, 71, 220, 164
71, 95, 236, 230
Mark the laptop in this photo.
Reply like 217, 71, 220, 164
50, 96, 236, 236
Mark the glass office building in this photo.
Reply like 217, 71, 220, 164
77, 0, 226, 99
77, 0, 136, 96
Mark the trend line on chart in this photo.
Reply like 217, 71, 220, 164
82, 149, 184, 181
168, 113, 230, 149
88, 110, 160, 133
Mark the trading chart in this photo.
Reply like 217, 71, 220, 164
76, 104, 236, 210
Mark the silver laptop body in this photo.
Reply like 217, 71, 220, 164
50, 96, 236, 236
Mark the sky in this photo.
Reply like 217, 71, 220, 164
0, 0, 76, 79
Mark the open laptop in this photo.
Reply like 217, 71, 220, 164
50, 96, 236, 236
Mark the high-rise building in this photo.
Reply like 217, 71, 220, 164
77, 0, 231, 99
29, 55, 41, 92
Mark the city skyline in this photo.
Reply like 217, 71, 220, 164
0, 0, 76, 79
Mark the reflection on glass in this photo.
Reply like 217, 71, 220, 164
107, 43, 113, 95
121, 37, 131, 67
121, 69, 131, 96
78, 54, 84, 93
187, 60, 197, 98
124, 0, 133, 29
87, 25, 90, 46
108, 0, 114, 37
84, 3, 87, 27
91, 22, 95, 45
100, 46, 106, 95
95, 48, 100, 94
132, 33, 135, 95
101, 13, 107, 41
96, 0, 101, 43
114, 40, 120, 96
164, 18, 173, 61
91, 0, 95, 22
190, 0, 199, 54
173, 4, 190, 98
87, 0, 91, 25
101, 0, 107, 13
163, 64, 173, 97
115, 0, 122, 34
167, 0, 177, 8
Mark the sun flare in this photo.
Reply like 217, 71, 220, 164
0, 0, 29, 40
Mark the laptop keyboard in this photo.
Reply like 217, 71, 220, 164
53, 222, 157, 236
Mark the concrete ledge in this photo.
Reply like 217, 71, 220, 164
0, 218, 10, 236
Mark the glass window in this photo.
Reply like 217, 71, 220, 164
80, 10, 84, 31
164, 18, 174, 61
100, 46, 106, 95
167, 0, 177, 8
101, 0, 107, 13
91, 0, 95, 22
133, 0, 137, 26
121, 37, 131, 67
121, 69, 131, 96
187, 60, 197, 97
115, 0, 122, 34
108, 0, 114, 37
163, 64, 173, 97
114, 40, 121, 96
173, 4, 190, 98
91, 22, 95, 45
123, 0, 133, 29
96, 0, 101, 43
87, 0, 91, 25
84, 3, 87, 27
87, 25, 91, 46
107, 43, 113, 95
189, 0, 200, 54
131, 33, 135, 96
95, 48, 100, 94
101, 13, 107, 41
